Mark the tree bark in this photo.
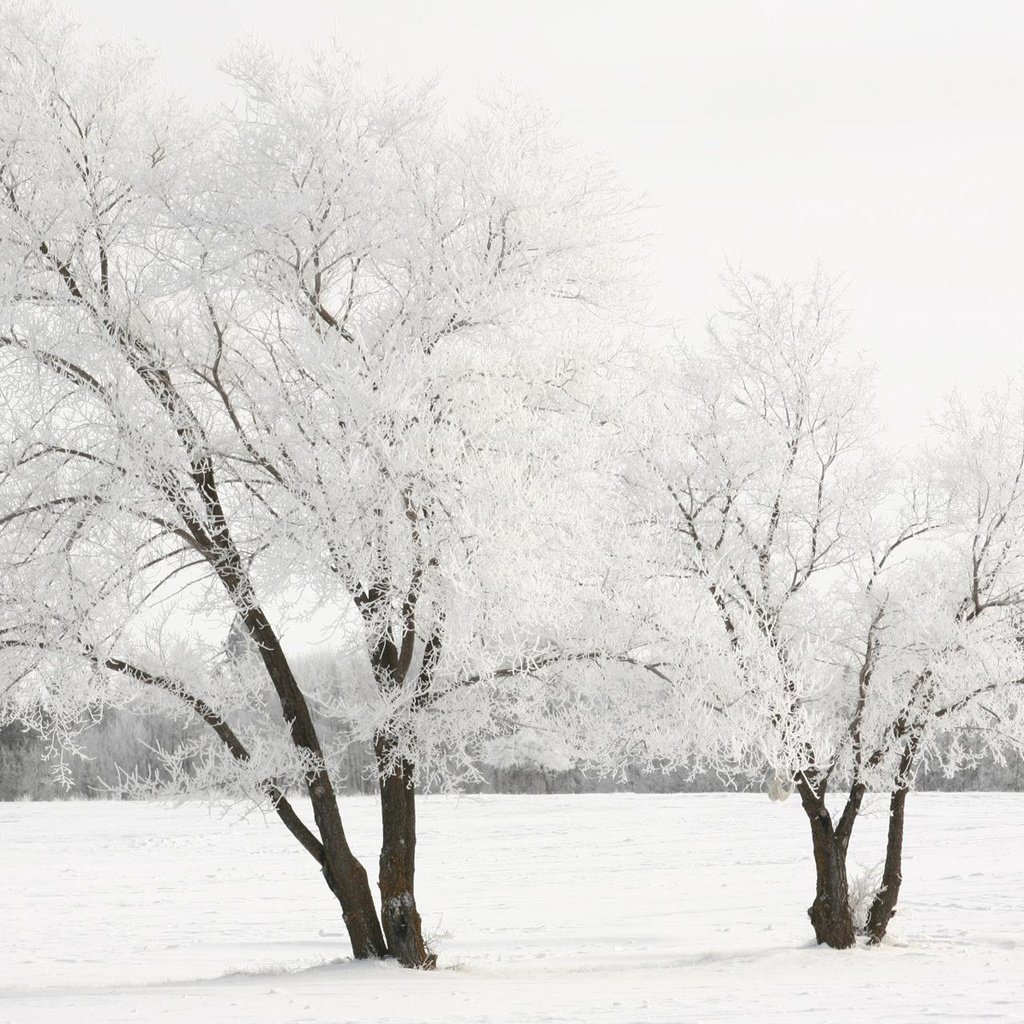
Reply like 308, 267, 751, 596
797, 779, 856, 948
319, 842, 388, 960
374, 731, 435, 968
866, 783, 908, 944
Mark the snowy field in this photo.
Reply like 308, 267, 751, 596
2, 793, 1023, 1023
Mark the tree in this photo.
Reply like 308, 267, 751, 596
628, 268, 877, 946
0, 5, 641, 967
629, 268, 1024, 948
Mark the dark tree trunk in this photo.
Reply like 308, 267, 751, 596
359, 569, 443, 968
374, 731, 435, 968
319, 835, 389, 960
797, 779, 856, 949
866, 783, 909, 944
237, 602, 387, 960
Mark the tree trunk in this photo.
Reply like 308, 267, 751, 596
797, 780, 856, 948
361, 575, 440, 968
319, 832, 390, 960
866, 783, 908, 944
239, 603, 387, 960
374, 732, 436, 968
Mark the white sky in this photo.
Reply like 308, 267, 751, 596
67, 0, 1024, 442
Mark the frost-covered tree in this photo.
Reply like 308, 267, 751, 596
630, 270, 1024, 948
0, 5, 642, 967
627, 269, 878, 945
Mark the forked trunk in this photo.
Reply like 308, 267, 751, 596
375, 732, 436, 968
866, 784, 908, 944
798, 780, 856, 949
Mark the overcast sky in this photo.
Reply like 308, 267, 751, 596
68, 0, 1024, 441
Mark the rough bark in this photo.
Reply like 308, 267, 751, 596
375, 731, 435, 968
797, 778, 857, 949
866, 783, 909, 944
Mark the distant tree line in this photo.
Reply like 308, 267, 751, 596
4, 707, 1022, 800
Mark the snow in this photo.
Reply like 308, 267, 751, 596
2, 793, 1023, 1022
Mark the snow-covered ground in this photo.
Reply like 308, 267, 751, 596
2, 792, 1022, 1023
